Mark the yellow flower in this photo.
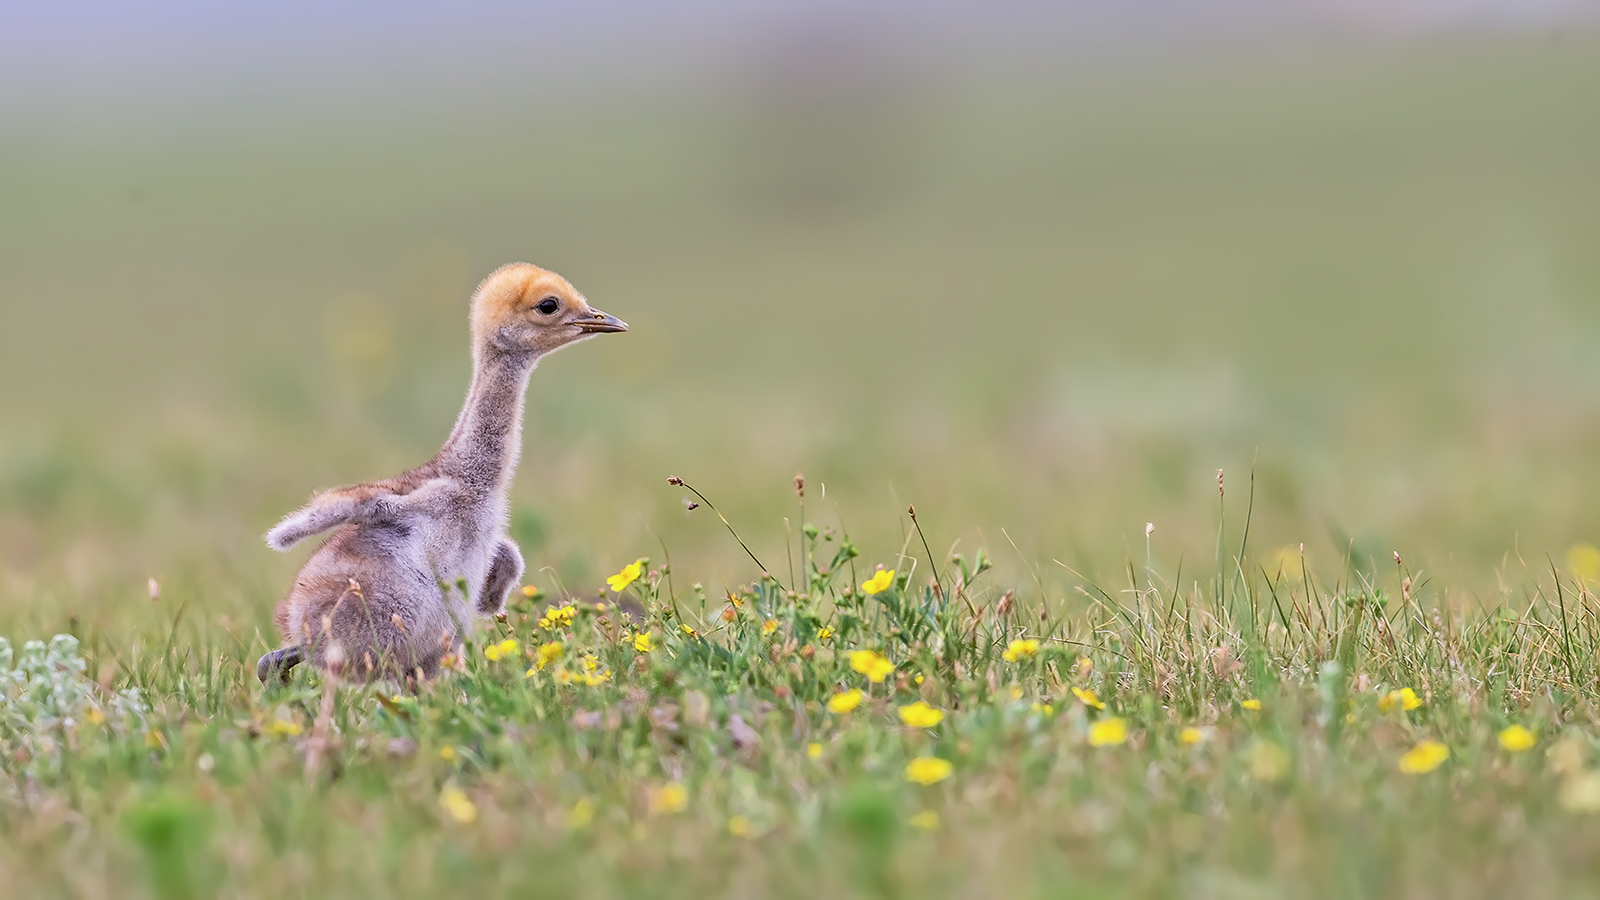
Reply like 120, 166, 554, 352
439, 746, 456, 761
1002, 639, 1040, 662
483, 638, 518, 661
83, 707, 105, 725
1007, 686, 1023, 702
1569, 544, 1600, 584
648, 782, 688, 816
1398, 740, 1450, 774
909, 810, 940, 831
761, 619, 779, 635
1087, 717, 1128, 747
538, 604, 578, 630
898, 701, 945, 729
1075, 657, 1093, 678
520, 584, 541, 598
1499, 725, 1537, 752
1180, 726, 1207, 745
860, 569, 895, 596
1248, 741, 1290, 782
633, 632, 653, 653
817, 627, 833, 642
904, 756, 953, 786
568, 797, 595, 829
530, 641, 563, 673
727, 815, 752, 837
849, 650, 895, 683
607, 558, 646, 593
1030, 703, 1055, 717
1378, 688, 1422, 712
1240, 699, 1262, 711
680, 624, 699, 638
807, 742, 823, 760
268, 719, 301, 738
1072, 687, 1105, 710
827, 690, 864, 714
440, 787, 478, 824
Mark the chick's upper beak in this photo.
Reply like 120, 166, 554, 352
575, 309, 628, 333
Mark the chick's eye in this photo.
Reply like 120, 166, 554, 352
536, 297, 560, 315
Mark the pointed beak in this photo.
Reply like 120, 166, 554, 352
575, 309, 628, 334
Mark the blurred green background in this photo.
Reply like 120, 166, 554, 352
2, 5, 1599, 649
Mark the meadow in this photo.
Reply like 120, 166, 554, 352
3, 32, 1600, 897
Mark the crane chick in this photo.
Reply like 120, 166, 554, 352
258, 263, 627, 684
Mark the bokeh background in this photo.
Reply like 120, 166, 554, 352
3, 1, 1599, 650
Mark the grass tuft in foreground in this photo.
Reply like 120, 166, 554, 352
6, 479, 1600, 898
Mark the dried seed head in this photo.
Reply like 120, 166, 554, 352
996, 590, 1015, 617
667, 476, 683, 486
794, 473, 805, 497
907, 504, 916, 518
1145, 522, 1155, 537
148, 578, 160, 601
1217, 469, 1225, 496
683, 498, 698, 511
1394, 551, 1402, 565
391, 614, 408, 635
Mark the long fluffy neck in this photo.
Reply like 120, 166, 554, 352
439, 346, 537, 490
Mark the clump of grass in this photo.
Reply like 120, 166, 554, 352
3, 477, 1600, 898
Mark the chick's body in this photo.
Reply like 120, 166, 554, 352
259, 263, 627, 683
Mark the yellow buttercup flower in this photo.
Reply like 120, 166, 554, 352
1499, 725, 1537, 752
538, 604, 578, 630
633, 632, 653, 653
647, 782, 688, 816
1180, 726, 1207, 745
1002, 639, 1039, 662
440, 787, 478, 824
817, 627, 833, 642
268, 719, 301, 738
904, 756, 953, 786
1569, 544, 1600, 584
727, 815, 752, 837
439, 746, 456, 761
860, 569, 895, 596
1072, 687, 1105, 710
761, 619, 779, 635
1398, 740, 1450, 774
909, 810, 940, 830
83, 707, 105, 725
607, 558, 646, 593
1030, 703, 1055, 717
483, 638, 518, 661
529, 641, 562, 674
1087, 717, 1127, 747
898, 701, 945, 729
807, 742, 823, 760
849, 650, 895, 683
1378, 687, 1422, 712
520, 584, 541, 598
827, 689, 864, 714
1240, 699, 1262, 711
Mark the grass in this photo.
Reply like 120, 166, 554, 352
4, 31, 1600, 898
7, 475, 1600, 898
